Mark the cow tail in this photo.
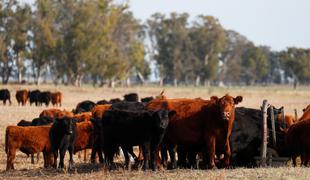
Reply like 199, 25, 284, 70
5, 127, 9, 154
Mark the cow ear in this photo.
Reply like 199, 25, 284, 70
168, 110, 176, 118
234, 96, 243, 104
279, 106, 284, 111
303, 108, 306, 112
210, 96, 219, 102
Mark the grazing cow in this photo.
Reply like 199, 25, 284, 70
96, 99, 109, 105
146, 94, 243, 169
29, 90, 41, 106
39, 91, 51, 106
51, 92, 62, 107
39, 108, 74, 119
16, 90, 28, 106
49, 117, 77, 169
74, 100, 96, 114
101, 108, 175, 170
5, 126, 53, 170
0, 89, 11, 105
141, 96, 154, 103
123, 93, 139, 102
109, 98, 122, 104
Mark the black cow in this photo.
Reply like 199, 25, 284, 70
29, 90, 41, 106
0, 89, 11, 105
74, 100, 96, 114
39, 91, 51, 106
141, 96, 154, 103
17, 120, 32, 126
123, 93, 139, 102
101, 109, 175, 170
50, 117, 77, 169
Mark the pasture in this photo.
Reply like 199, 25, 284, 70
0, 84, 310, 179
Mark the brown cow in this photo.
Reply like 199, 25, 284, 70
5, 126, 53, 170
278, 114, 296, 128
285, 119, 310, 166
51, 92, 62, 107
15, 90, 28, 106
39, 108, 74, 119
145, 94, 243, 169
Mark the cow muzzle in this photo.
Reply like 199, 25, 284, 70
222, 112, 230, 121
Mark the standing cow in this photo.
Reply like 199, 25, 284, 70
39, 91, 51, 106
51, 91, 62, 107
5, 126, 53, 170
101, 108, 175, 170
29, 90, 41, 106
49, 117, 77, 169
0, 89, 11, 105
16, 90, 28, 106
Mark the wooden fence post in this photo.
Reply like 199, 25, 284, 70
270, 106, 276, 146
261, 100, 268, 167
294, 109, 298, 121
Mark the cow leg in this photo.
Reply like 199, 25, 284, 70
90, 148, 97, 163
150, 143, 158, 171
206, 136, 216, 169
292, 154, 298, 167
122, 146, 130, 169
6, 149, 16, 170
177, 144, 187, 168
127, 146, 139, 164
53, 151, 58, 169
84, 149, 87, 162
142, 143, 150, 170
188, 149, 198, 169
59, 149, 65, 169
68, 145, 74, 170
37, 153, 40, 163
31, 154, 35, 164
167, 144, 177, 169
160, 144, 168, 168
221, 143, 231, 168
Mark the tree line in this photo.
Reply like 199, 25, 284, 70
0, 0, 309, 87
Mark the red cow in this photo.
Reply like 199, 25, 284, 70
15, 90, 28, 106
145, 94, 243, 169
51, 92, 62, 107
5, 126, 53, 170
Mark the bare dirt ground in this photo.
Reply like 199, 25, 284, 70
0, 84, 309, 179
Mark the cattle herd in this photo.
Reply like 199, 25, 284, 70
0, 88, 62, 107
3, 89, 310, 173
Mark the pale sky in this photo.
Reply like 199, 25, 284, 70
22, 0, 310, 51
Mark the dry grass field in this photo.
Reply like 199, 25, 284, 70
0, 84, 310, 179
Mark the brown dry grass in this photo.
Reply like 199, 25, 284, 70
0, 84, 310, 179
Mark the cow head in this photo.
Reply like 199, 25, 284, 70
151, 109, 176, 129
57, 116, 77, 135
213, 94, 243, 122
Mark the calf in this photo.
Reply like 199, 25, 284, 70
102, 109, 175, 170
5, 126, 53, 170
16, 90, 28, 106
49, 117, 77, 169
51, 92, 62, 107
0, 89, 11, 105
29, 90, 40, 106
